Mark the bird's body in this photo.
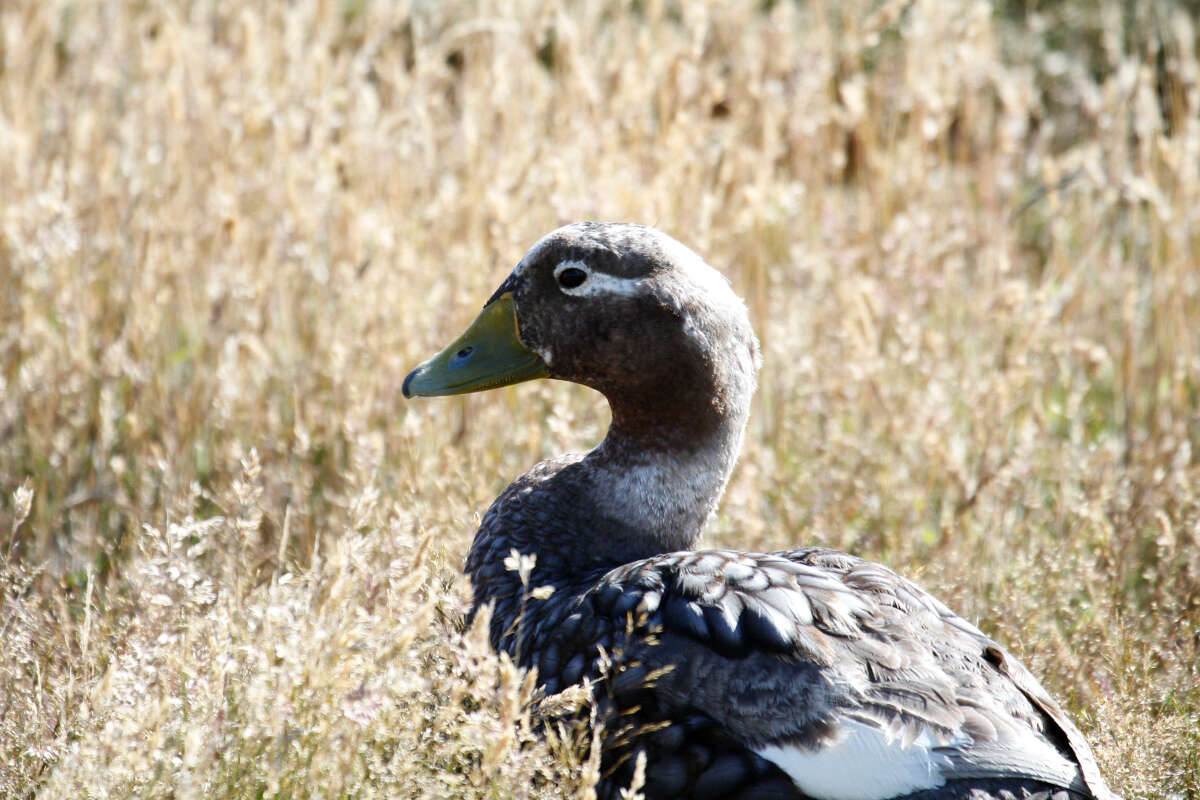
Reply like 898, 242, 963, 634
403, 222, 1117, 800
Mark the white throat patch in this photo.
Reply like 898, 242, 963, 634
587, 432, 739, 547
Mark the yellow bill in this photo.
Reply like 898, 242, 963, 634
402, 293, 549, 398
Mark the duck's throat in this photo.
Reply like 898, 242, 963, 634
466, 349, 756, 658
468, 391, 749, 576
465, 407, 749, 659
583, 415, 746, 555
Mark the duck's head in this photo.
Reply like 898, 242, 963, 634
403, 222, 759, 442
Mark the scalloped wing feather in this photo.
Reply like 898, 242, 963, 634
582, 546, 1111, 798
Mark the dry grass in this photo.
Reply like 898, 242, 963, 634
2, 0, 1198, 797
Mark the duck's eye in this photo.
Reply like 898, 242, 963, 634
557, 267, 588, 289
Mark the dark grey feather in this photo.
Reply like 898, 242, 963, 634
436, 223, 1118, 800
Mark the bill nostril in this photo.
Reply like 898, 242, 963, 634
455, 346, 474, 360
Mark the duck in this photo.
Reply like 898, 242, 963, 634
402, 222, 1117, 800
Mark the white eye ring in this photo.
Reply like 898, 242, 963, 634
554, 260, 591, 293
553, 260, 641, 297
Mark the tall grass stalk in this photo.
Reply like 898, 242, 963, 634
2, 0, 1198, 796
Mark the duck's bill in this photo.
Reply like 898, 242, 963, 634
402, 293, 549, 398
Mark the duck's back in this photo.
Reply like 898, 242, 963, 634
502, 546, 1110, 800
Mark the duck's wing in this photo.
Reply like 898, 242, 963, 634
579, 546, 1116, 800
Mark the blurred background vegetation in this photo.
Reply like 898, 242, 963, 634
1, 0, 1198, 796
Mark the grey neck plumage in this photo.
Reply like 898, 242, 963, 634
466, 332, 757, 641
583, 394, 750, 556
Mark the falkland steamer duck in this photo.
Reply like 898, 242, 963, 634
403, 222, 1117, 800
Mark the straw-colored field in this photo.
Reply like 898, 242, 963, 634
2, 0, 1198, 797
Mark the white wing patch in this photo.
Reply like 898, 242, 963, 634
756, 721, 954, 800
554, 259, 642, 297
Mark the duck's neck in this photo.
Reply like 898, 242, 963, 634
582, 385, 751, 556
467, 365, 754, 596
465, 319, 759, 656
465, 394, 750, 657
